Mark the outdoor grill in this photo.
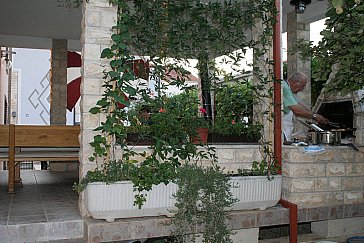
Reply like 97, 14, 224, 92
316, 100, 355, 139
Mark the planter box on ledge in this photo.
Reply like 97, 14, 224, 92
85, 175, 282, 222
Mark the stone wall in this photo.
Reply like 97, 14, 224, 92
123, 144, 262, 173
214, 145, 262, 172
282, 146, 364, 207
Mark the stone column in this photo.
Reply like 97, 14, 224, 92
287, 11, 311, 135
50, 39, 68, 125
49, 40, 69, 171
79, 0, 117, 216
10, 69, 19, 124
252, 20, 274, 147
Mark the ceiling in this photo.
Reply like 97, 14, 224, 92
0, 0, 329, 52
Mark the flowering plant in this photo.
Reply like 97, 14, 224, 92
212, 81, 261, 140
125, 87, 209, 145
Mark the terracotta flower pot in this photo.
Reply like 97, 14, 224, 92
192, 127, 209, 144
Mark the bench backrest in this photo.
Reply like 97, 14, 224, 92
0, 124, 80, 148
0, 125, 9, 147
14, 125, 80, 147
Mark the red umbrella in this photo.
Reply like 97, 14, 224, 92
66, 51, 82, 111
67, 51, 81, 68
67, 77, 81, 111
66, 59, 149, 111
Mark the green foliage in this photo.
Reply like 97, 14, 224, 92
296, 0, 364, 96
237, 159, 280, 177
213, 81, 262, 139
76, 0, 278, 216
311, 57, 328, 103
74, 160, 136, 192
172, 163, 237, 243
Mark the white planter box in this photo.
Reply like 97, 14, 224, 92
229, 175, 282, 211
85, 175, 282, 222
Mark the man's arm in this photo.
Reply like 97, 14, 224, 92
288, 104, 329, 124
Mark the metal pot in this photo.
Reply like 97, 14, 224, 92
310, 130, 341, 145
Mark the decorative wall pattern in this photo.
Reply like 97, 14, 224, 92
27, 70, 50, 124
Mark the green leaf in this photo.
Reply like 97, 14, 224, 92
111, 34, 121, 43
331, 0, 343, 9
120, 32, 131, 40
124, 86, 137, 96
101, 48, 113, 58
96, 99, 109, 107
89, 107, 100, 114
108, 71, 120, 78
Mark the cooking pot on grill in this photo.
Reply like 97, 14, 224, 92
310, 130, 341, 145
301, 120, 356, 145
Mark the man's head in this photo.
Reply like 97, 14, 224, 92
288, 72, 308, 94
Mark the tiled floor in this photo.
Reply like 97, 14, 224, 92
0, 170, 81, 225
0, 169, 85, 242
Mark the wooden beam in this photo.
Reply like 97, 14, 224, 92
8, 124, 15, 193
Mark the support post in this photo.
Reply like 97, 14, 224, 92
7, 124, 15, 193
198, 53, 213, 122
273, 0, 282, 169
279, 199, 298, 243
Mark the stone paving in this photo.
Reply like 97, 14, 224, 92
0, 170, 84, 242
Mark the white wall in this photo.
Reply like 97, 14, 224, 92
13, 48, 51, 125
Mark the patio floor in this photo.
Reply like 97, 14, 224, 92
0, 169, 362, 243
0, 169, 85, 242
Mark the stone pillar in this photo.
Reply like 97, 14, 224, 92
79, 0, 117, 216
287, 11, 311, 135
50, 39, 67, 125
10, 69, 19, 124
252, 20, 274, 148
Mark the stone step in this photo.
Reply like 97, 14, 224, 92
0, 220, 84, 243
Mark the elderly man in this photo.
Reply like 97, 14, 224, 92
283, 72, 329, 141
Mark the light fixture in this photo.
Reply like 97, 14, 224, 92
1, 49, 16, 74
290, 0, 312, 14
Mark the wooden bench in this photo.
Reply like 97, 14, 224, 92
0, 124, 80, 193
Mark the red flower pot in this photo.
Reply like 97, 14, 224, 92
191, 127, 209, 144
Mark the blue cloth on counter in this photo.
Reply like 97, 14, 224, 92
301, 145, 326, 154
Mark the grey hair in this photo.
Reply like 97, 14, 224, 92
289, 72, 307, 83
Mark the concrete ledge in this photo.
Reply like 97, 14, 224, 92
0, 220, 84, 243
298, 203, 364, 222
312, 217, 364, 238
84, 206, 289, 242
85, 203, 364, 242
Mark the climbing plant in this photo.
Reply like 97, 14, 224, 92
296, 0, 364, 96
74, 0, 278, 241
